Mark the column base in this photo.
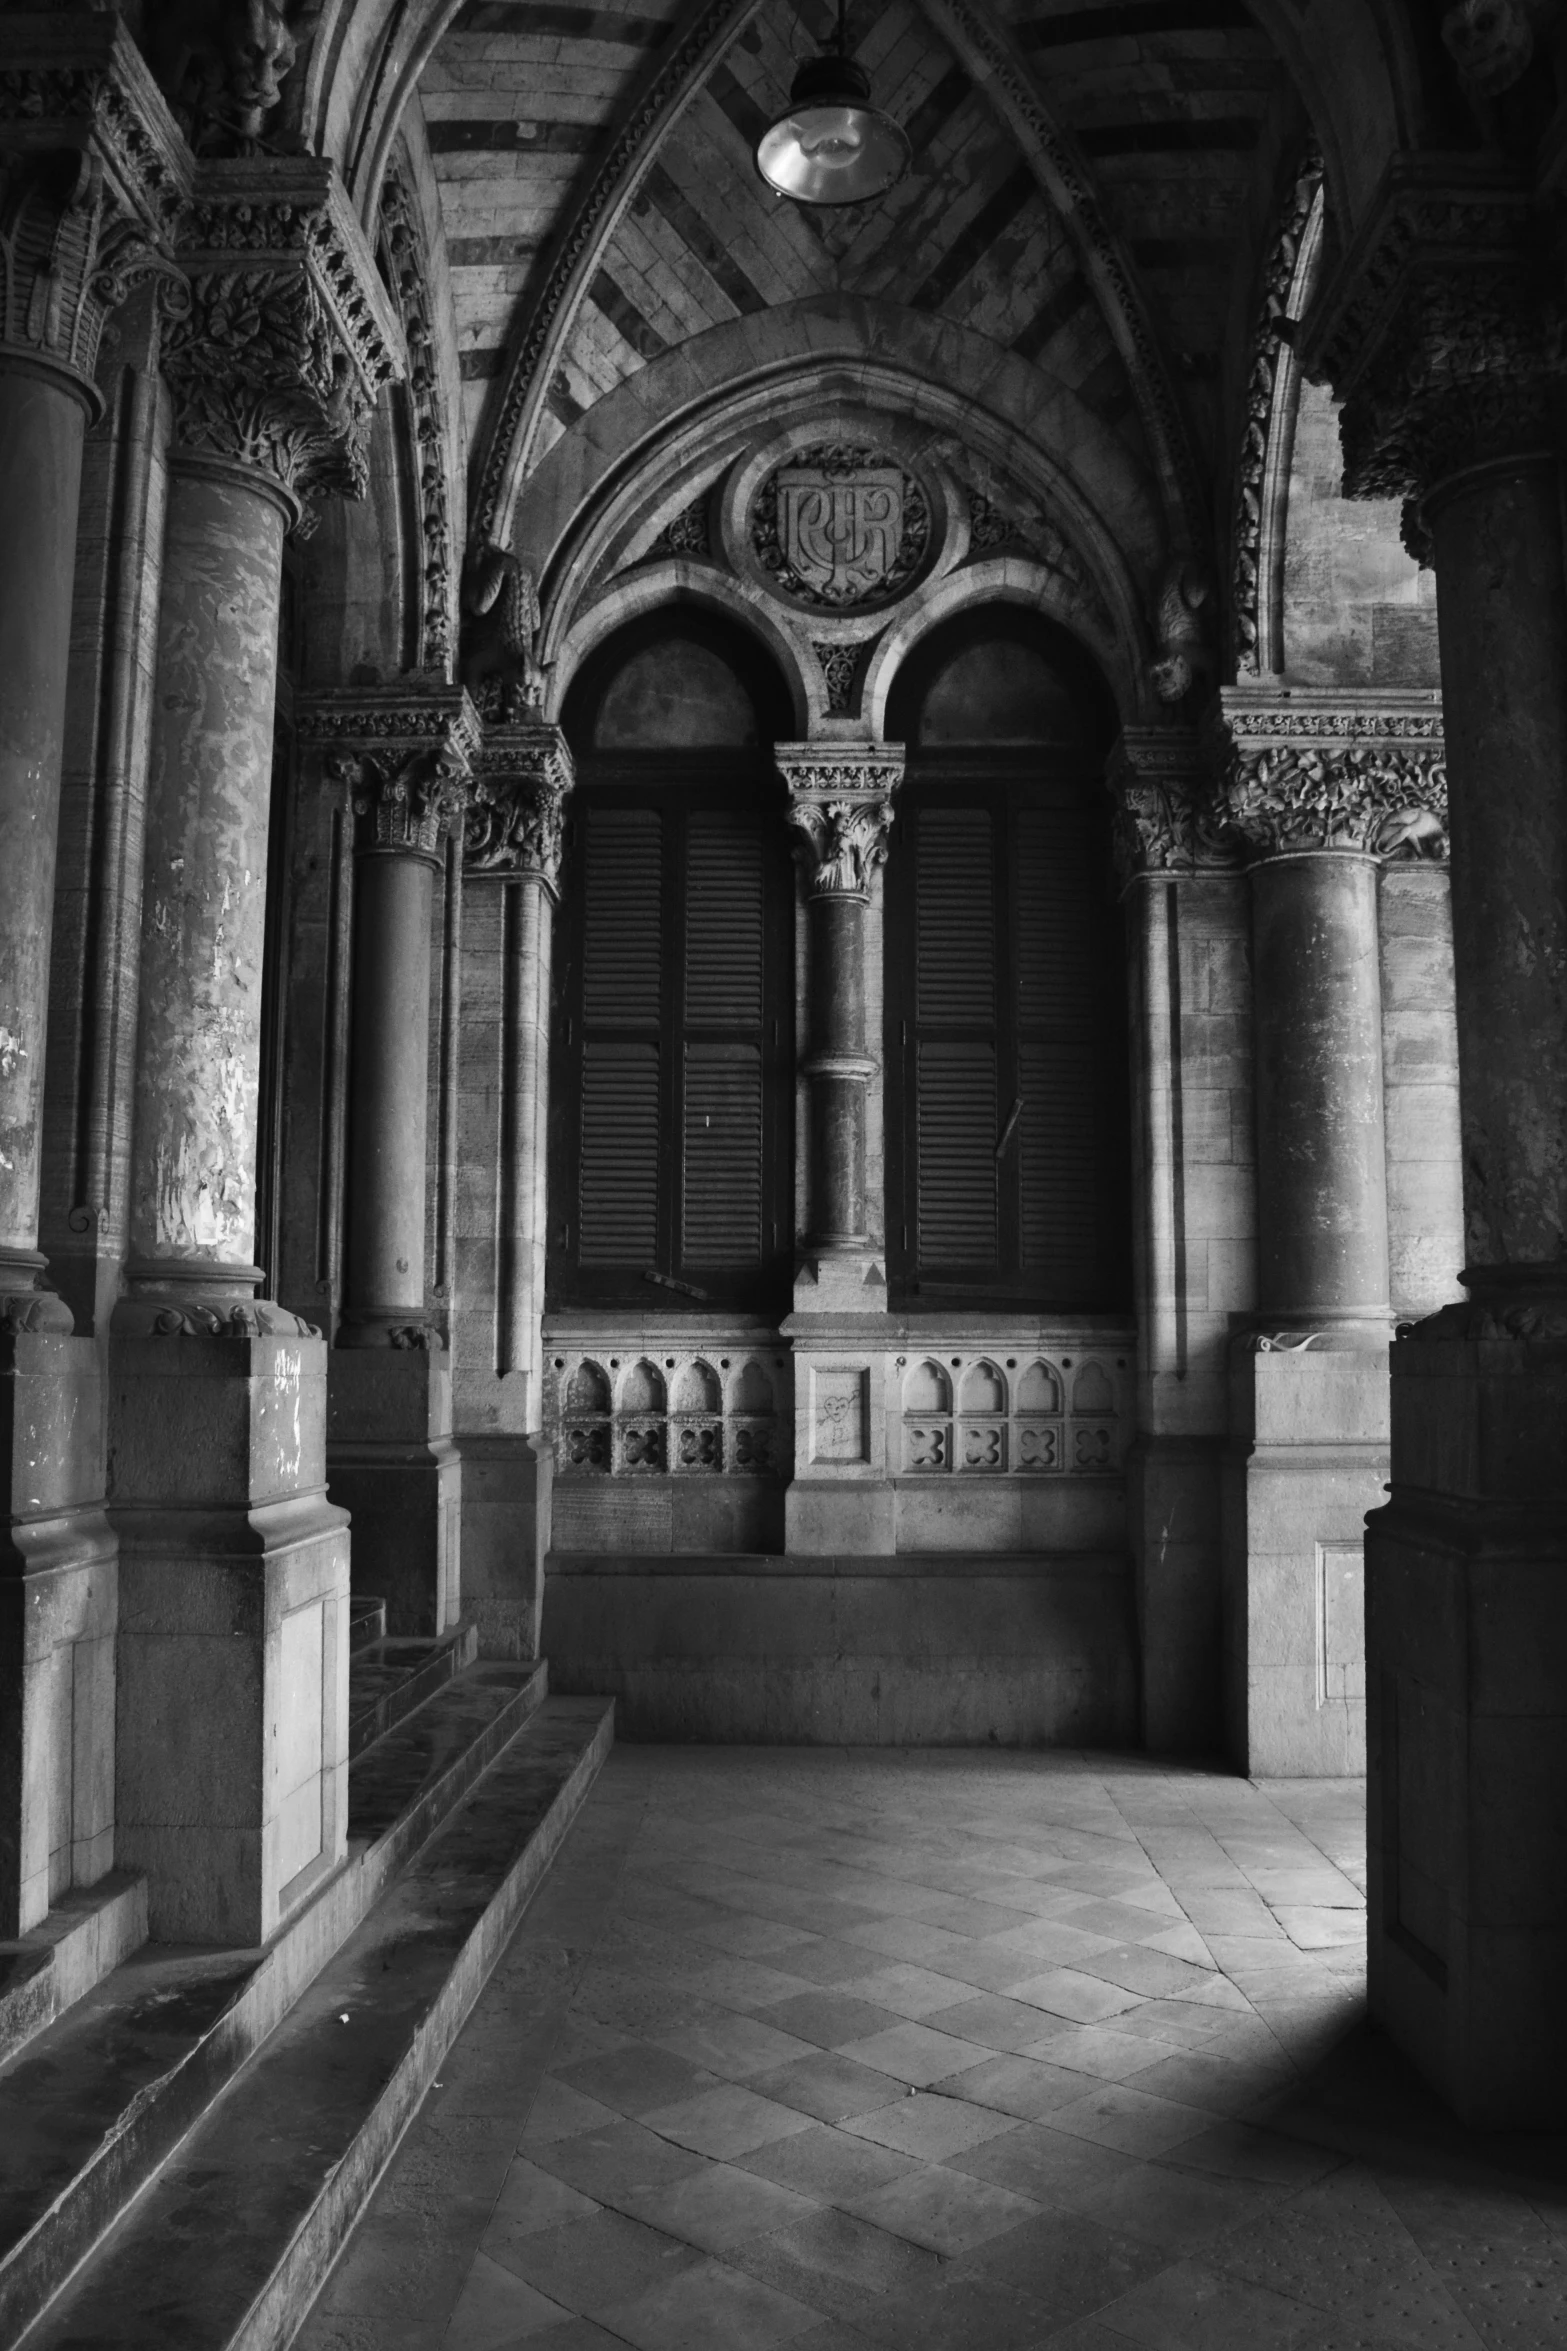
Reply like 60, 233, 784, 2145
328, 1349, 459, 1637
1367, 1326, 1567, 2128
455, 1433, 549, 1660
0, 1332, 115, 1937
1222, 1338, 1389, 1775
1127, 1435, 1224, 1756
109, 1330, 350, 1946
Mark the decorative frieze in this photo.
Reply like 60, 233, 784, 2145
547, 1344, 788, 1480
0, 17, 189, 394
1231, 147, 1323, 675
776, 744, 905, 898
897, 1349, 1129, 1478
1104, 730, 1234, 882
379, 162, 455, 673
1213, 689, 1448, 862
1301, 160, 1565, 510
162, 158, 403, 508
465, 723, 575, 890
298, 684, 480, 862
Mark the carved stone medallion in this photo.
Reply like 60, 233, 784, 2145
751, 444, 929, 610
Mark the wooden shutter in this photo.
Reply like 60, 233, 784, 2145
890, 770, 1129, 1307
574, 806, 662, 1268
552, 777, 791, 1311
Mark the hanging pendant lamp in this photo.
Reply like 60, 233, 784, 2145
755, 1, 911, 206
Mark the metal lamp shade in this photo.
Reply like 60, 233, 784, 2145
755, 54, 911, 206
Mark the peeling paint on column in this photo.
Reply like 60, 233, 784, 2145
132, 467, 285, 1266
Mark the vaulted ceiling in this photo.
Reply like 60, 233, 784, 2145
413, 0, 1304, 569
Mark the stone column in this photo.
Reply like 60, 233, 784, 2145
455, 724, 573, 1660
1214, 690, 1446, 1778
298, 686, 477, 1641
1106, 731, 1246, 1757
109, 162, 402, 1945
1303, 160, 1567, 2124
775, 744, 903, 1554
0, 22, 185, 1937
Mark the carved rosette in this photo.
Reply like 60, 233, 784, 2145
465, 724, 576, 893
1105, 731, 1235, 883
776, 745, 905, 899
298, 685, 480, 863
1302, 162, 1565, 513
161, 158, 403, 512
0, 18, 189, 397
1212, 690, 1448, 862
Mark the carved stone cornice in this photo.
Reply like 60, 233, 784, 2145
0, 15, 190, 397
298, 682, 478, 862
1105, 729, 1236, 883
1212, 688, 1449, 862
379, 160, 453, 673
775, 744, 905, 899
162, 157, 403, 509
465, 723, 576, 891
1300, 158, 1565, 509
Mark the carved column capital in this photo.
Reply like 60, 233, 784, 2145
162, 158, 403, 512
1105, 729, 1235, 883
1301, 158, 1565, 511
0, 15, 190, 402
465, 722, 576, 891
775, 743, 905, 899
299, 683, 479, 863
1211, 688, 1449, 862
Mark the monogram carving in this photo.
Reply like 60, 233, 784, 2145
466, 726, 575, 888
752, 445, 929, 609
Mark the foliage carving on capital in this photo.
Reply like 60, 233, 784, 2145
299, 686, 478, 860
162, 161, 402, 507
1302, 165, 1566, 507
1105, 734, 1233, 881
1216, 736, 1448, 862
466, 726, 576, 887
776, 747, 904, 899
0, 21, 188, 391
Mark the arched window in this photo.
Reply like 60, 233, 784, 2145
883, 606, 1131, 1310
549, 609, 795, 1313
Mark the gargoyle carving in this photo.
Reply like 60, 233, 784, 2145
148, 0, 299, 154
460, 543, 549, 721
1150, 562, 1213, 704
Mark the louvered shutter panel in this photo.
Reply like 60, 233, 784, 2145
1013, 799, 1114, 1299
911, 806, 998, 1268
916, 810, 993, 1022
575, 806, 662, 1269
679, 812, 768, 1270
917, 1041, 997, 1264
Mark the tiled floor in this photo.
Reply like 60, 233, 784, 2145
298, 1749, 1567, 2350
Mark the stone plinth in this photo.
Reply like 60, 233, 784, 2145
110, 1332, 349, 1946
0, 1334, 116, 1937
455, 1434, 550, 1661
1221, 1339, 1386, 1776
327, 1350, 459, 1639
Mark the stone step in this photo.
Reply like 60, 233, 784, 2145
0, 1870, 149, 2073
347, 1595, 387, 1654
0, 1659, 554, 2351
348, 1620, 479, 1758
23, 1695, 614, 2351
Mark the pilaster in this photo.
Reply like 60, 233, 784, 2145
1305, 161, 1567, 2123
454, 722, 574, 1659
